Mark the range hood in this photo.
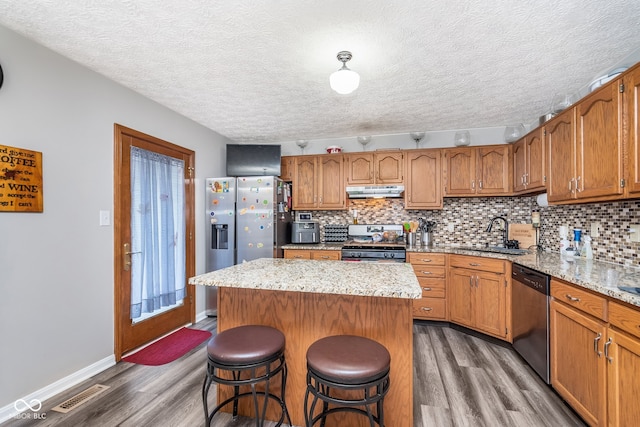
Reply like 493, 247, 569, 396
346, 185, 405, 199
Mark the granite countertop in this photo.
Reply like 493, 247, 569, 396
282, 243, 640, 308
189, 258, 422, 299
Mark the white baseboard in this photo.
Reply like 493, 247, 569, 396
0, 355, 115, 424
195, 310, 208, 323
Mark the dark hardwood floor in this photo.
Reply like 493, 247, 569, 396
2, 318, 585, 427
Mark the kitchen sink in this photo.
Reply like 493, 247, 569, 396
457, 246, 531, 256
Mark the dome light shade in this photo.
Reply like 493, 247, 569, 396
330, 51, 360, 94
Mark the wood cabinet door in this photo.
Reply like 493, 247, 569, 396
512, 139, 527, 193
374, 151, 404, 183
546, 109, 576, 202
293, 156, 317, 209
310, 250, 341, 261
550, 299, 607, 427
345, 153, 374, 185
626, 65, 640, 194
607, 329, 640, 427
405, 149, 442, 209
477, 145, 510, 195
474, 272, 506, 338
284, 249, 311, 259
526, 129, 546, 191
444, 148, 476, 195
280, 156, 295, 181
448, 268, 474, 328
318, 155, 345, 209
575, 81, 624, 200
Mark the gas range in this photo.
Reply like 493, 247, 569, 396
340, 224, 406, 262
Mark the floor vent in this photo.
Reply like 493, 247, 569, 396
51, 384, 110, 413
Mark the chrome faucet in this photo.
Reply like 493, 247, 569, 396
486, 216, 509, 247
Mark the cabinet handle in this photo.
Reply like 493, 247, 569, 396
293, 255, 303, 259
422, 287, 432, 291
469, 277, 473, 287
594, 332, 602, 357
421, 271, 432, 275
475, 276, 479, 287
576, 176, 582, 193
479, 180, 483, 189
524, 173, 529, 185
604, 337, 613, 364
420, 259, 433, 262
469, 263, 480, 267
319, 255, 330, 259
421, 307, 433, 312
565, 294, 580, 302
568, 178, 574, 193
471, 180, 475, 190
521, 175, 525, 185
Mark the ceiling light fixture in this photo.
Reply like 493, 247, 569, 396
410, 132, 426, 148
330, 51, 360, 95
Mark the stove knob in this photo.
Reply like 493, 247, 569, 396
389, 253, 395, 258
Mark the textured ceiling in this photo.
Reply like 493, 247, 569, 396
1, 1, 640, 143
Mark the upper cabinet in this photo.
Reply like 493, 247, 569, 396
546, 80, 624, 203
625, 64, 640, 195
291, 155, 346, 210
345, 151, 403, 185
405, 149, 443, 209
513, 128, 545, 194
443, 145, 511, 197
280, 156, 295, 181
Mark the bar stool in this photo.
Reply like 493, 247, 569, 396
304, 335, 390, 427
202, 325, 291, 427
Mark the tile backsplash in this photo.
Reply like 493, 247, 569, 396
309, 196, 640, 267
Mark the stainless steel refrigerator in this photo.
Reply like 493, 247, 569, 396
204, 176, 292, 316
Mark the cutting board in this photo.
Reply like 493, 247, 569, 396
508, 224, 536, 249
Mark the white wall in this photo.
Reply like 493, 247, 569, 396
0, 25, 228, 415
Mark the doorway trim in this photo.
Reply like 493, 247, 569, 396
113, 124, 196, 361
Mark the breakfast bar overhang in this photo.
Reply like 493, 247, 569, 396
189, 258, 421, 427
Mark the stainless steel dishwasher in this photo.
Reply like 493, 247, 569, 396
512, 263, 550, 384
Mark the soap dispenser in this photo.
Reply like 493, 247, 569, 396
581, 235, 593, 260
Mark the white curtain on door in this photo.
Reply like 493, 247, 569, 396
130, 146, 186, 319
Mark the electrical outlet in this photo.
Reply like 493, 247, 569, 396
630, 224, 640, 243
590, 222, 601, 238
447, 223, 455, 233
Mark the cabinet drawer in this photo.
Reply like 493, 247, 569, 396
407, 253, 446, 265
449, 255, 506, 273
609, 301, 640, 339
418, 277, 446, 298
311, 250, 341, 261
413, 297, 446, 320
551, 279, 607, 321
284, 250, 311, 259
412, 265, 446, 278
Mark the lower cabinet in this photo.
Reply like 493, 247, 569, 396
448, 255, 509, 340
550, 297, 607, 426
550, 279, 640, 427
283, 249, 341, 260
407, 252, 447, 320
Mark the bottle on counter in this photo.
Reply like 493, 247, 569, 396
581, 235, 593, 260
559, 236, 570, 256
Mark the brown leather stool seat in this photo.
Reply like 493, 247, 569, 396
304, 335, 390, 427
202, 325, 291, 427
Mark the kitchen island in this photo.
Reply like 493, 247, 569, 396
189, 258, 421, 427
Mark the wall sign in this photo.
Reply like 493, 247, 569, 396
0, 144, 43, 212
